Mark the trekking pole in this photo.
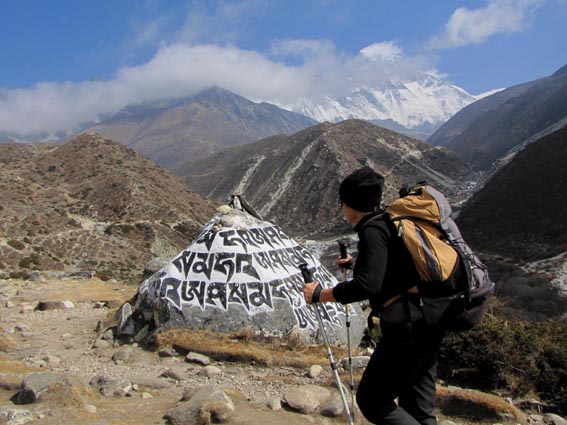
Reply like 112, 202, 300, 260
299, 263, 354, 425
338, 239, 355, 422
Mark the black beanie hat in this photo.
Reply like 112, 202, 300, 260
339, 166, 384, 212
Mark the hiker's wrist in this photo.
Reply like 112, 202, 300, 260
319, 288, 336, 303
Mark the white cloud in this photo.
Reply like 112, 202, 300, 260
359, 41, 403, 62
0, 39, 436, 136
175, 0, 266, 45
429, 0, 544, 49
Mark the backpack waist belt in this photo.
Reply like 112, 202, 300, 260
382, 286, 419, 309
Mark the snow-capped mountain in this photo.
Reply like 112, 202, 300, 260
276, 73, 495, 140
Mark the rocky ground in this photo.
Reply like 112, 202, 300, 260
0, 276, 564, 425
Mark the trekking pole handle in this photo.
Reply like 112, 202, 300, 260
338, 240, 349, 259
299, 263, 313, 283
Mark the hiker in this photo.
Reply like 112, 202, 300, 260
303, 166, 446, 425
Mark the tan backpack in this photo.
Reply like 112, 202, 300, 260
386, 183, 494, 331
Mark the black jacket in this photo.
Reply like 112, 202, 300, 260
332, 211, 421, 314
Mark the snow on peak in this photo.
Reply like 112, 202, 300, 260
274, 73, 479, 135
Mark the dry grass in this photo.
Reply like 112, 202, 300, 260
155, 328, 349, 369
0, 357, 33, 391
437, 386, 526, 422
0, 334, 14, 352
10, 278, 136, 305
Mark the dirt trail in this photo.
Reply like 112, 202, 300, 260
0, 277, 358, 425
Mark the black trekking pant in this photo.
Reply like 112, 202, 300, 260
356, 319, 445, 425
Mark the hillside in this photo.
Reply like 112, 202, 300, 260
84, 87, 317, 170
428, 64, 567, 170
0, 133, 216, 282
457, 127, 567, 261
178, 119, 473, 236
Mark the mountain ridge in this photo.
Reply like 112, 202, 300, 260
428, 64, 567, 170
0, 133, 216, 281
178, 119, 473, 236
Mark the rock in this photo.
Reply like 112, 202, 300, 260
5, 300, 15, 308
14, 323, 29, 332
320, 394, 345, 417
186, 352, 210, 366
101, 329, 114, 341
141, 392, 153, 399
308, 364, 324, 378
161, 367, 189, 381
128, 209, 366, 347
29, 271, 45, 283
85, 404, 97, 414
43, 355, 61, 366
93, 339, 110, 349
133, 324, 149, 343
145, 257, 169, 274
338, 355, 370, 370
15, 372, 71, 404
545, 414, 567, 425
117, 303, 135, 337
129, 376, 171, 389
165, 385, 235, 425
267, 397, 282, 411
89, 375, 132, 397
158, 347, 181, 358
283, 385, 331, 414
35, 300, 74, 311
198, 365, 222, 377
112, 348, 131, 363
0, 407, 34, 424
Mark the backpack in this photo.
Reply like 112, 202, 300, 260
386, 183, 495, 332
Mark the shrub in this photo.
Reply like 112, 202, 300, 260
7, 239, 25, 250
438, 317, 567, 414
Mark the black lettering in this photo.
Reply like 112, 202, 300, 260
181, 280, 206, 309
254, 251, 275, 273
162, 277, 182, 310
213, 252, 236, 281
192, 252, 214, 280
263, 226, 284, 246
236, 229, 261, 250
194, 228, 216, 250
248, 282, 272, 309
218, 229, 248, 252
228, 282, 250, 312
206, 282, 228, 310
236, 253, 260, 280
172, 250, 196, 277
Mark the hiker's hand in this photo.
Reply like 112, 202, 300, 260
303, 281, 321, 304
337, 254, 354, 270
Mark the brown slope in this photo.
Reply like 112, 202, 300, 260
179, 119, 472, 236
0, 133, 216, 282
429, 64, 567, 171
84, 87, 317, 170
457, 127, 567, 260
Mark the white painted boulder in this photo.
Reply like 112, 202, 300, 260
125, 205, 365, 346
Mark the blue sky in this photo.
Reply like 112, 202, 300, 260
0, 0, 565, 136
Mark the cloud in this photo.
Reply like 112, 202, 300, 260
175, 0, 267, 45
359, 41, 403, 62
0, 39, 433, 137
429, 0, 544, 49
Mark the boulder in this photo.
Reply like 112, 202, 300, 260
165, 385, 235, 425
15, 372, 72, 404
128, 207, 365, 346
